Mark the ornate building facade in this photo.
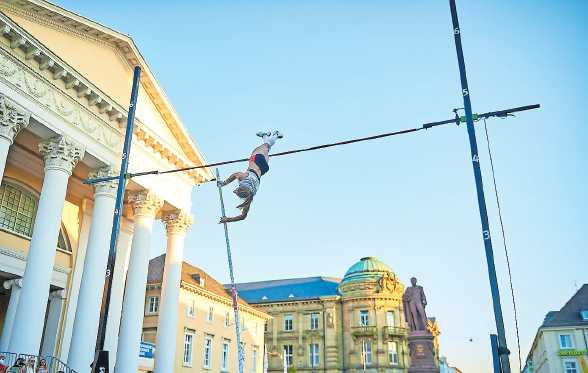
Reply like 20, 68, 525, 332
235, 257, 414, 373
0, 1, 211, 373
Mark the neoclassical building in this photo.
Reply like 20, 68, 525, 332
141, 255, 270, 373
0, 1, 211, 373
235, 257, 425, 373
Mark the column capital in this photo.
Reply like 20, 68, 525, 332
0, 94, 30, 143
128, 190, 163, 218
38, 135, 85, 175
88, 166, 118, 197
162, 210, 193, 235
3, 278, 22, 290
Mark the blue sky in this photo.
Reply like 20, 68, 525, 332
54, 1, 587, 371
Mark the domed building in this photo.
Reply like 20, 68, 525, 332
235, 257, 412, 373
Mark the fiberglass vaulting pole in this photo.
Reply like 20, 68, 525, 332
93, 66, 141, 373
448, 1, 512, 372
216, 169, 245, 373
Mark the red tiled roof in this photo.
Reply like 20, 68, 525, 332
148, 254, 249, 306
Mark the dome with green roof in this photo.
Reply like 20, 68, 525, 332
340, 256, 394, 286
337, 256, 403, 298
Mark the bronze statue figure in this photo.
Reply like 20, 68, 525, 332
403, 277, 428, 332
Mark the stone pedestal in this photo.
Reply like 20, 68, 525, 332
407, 331, 439, 373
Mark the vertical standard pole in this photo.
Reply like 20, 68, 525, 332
491, 334, 502, 373
216, 169, 245, 373
93, 66, 141, 373
448, 2, 511, 373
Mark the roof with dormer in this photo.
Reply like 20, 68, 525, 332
541, 284, 588, 328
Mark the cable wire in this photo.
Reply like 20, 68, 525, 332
83, 103, 540, 185
482, 118, 522, 372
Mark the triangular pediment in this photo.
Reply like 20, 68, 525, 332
0, 0, 212, 181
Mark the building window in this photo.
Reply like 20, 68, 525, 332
564, 360, 579, 373
386, 311, 395, 327
186, 299, 195, 318
183, 332, 194, 366
221, 340, 230, 371
310, 313, 319, 330
146, 296, 159, 315
225, 311, 231, 327
252, 346, 258, 373
560, 334, 573, 349
0, 181, 37, 238
207, 306, 214, 322
309, 343, 319, 367
203, 335, 213, 369
264, 322, 269, 332
284, 314, 293, 331
283, 345, 293, 367
361, 340, 372, 366
388, 341, 399, 365
359, 310, 369, 326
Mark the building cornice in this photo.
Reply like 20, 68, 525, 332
0, 1, 213, 181
0, 12, 126, 123
253, 297, 341, 308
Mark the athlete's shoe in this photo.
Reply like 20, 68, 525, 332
256, 131, 271, 138
272, 130, 284, 139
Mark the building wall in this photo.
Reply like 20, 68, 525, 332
256, 295, 408, 373
528, 327, 588, 373
143, 282, 269, 373
260, 298, 343, 373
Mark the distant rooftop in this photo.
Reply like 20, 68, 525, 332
148, 254, 249, 306
542, 284, 588, 328
230, 277, 341, 304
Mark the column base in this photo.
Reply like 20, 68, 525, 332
407, 331, 439, 373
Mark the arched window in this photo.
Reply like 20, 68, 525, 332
0, 180, 71, 252
0, 180, 37, 237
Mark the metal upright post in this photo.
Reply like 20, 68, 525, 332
92, 66, 142, 373
491, 334, 503, 373
216, 168, 245, 373
448, 1, 511, 372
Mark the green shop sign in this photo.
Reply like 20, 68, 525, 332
558, 349, 588, 356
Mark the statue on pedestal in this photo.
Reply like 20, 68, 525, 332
403, 277, 439, 373
403, 277, 429, 332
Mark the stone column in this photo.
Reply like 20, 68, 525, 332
0, 94, 30, 180
154, 210, 193, 373
10, 135, 84, 355
41, 290, 66, 356
68, 166, 117, 373
0, 279, 22, 350
114, 190, 163, 373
